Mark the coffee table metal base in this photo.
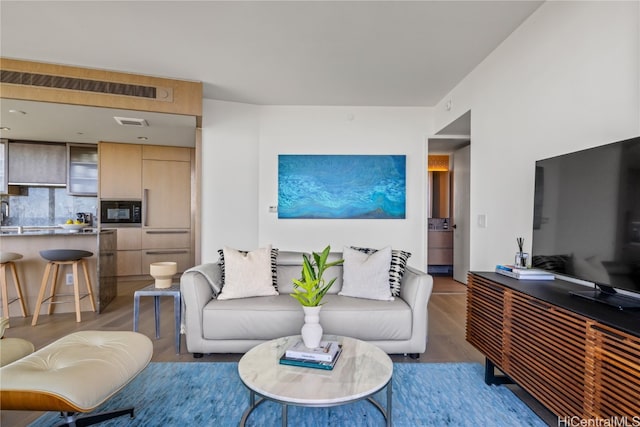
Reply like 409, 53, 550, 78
239, 377, 392, 427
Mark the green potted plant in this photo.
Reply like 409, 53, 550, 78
290, 245, 343, 348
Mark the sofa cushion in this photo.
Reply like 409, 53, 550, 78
340, 246, 394, 301
218, 247, 279, 290
320, 295, 412, 341
351, 246, 411, 296
217, 246, 278, 300
201, 294, 412, 342
203, 296, 303, 340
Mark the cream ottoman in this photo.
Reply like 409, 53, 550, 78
0, 330, 153, 426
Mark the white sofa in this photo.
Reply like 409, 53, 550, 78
180, 250, 433, 357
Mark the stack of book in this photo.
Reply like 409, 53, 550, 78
279, 340, 343, 370
495, 264, 555, 281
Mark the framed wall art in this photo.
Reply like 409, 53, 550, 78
278, 154, 406, 219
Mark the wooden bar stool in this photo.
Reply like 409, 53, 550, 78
0, 252, 29, 327
32, 250, 96, 326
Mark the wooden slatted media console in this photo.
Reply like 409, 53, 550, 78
466, 272, 640, 420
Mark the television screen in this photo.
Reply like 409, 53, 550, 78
531, 136, 640, 301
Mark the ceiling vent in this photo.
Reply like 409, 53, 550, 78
0, 70, 173, 102
114, 116, 148, 127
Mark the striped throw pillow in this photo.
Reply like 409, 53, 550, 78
350, 246, 411, 297
217, 247, 279, 291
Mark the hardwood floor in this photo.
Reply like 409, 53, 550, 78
1, 275, 554, 426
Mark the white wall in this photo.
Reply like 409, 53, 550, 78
200, 1, 639, 271
432, 1, 640, 270
201, 99, 260, 262
201, 102, 433, 267
257, 106, 432, 268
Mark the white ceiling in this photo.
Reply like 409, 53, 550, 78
0, 1, 543, 145
0, 99, 197, 146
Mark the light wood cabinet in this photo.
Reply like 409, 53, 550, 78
141, 228, 191, 274
428, 231, 453, 265
113, 229, 193, 277
142, 144, 190, 162
114, 228, 192, 276
142, 249, 191, 275
115, 228, 142, 276
142, 159, 191, 228
100, 143, 193, 277
117, 249, 143, 277
116, 228, 142, 250
99, 142, 142, 199
467, 272, 640, 419
142, 229, 190, 248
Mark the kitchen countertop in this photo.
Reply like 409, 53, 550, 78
0, 226, 109, 236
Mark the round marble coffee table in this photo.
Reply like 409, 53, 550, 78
238, 335, 393, 426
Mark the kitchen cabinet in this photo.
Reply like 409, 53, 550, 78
0, 139, 7, 194
99, 142, 142, 199
142, 144, 190, 162
101, 143, 193, 278
67, 143, 98, 195
114, 228, 192, 276
115, 227, 143, 276
141, 145, 192, 273
141, 229, 191, 274
142, 158, 191, 228
8, 141, 66, 186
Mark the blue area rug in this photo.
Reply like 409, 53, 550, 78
30, 362, 545, 426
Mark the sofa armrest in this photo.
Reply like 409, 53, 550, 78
180, 263, 219, 349
400, 266, 433, 309
399, 266, 434, 353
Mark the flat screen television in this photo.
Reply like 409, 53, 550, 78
531, 136, 640, 310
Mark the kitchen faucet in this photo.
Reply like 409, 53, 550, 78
1, 201, 9, 226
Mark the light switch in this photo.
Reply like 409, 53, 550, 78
477, 214, 487, 228
268, 205, 278, 213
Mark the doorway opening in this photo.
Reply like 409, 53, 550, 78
427, 111, 470, 284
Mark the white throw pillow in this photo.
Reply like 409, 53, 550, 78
217, 245, 278, 300
339, 246, 394, 301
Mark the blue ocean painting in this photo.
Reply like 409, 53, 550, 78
278, 155, 406, 219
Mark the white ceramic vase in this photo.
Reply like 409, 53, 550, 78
149, 261, 177, 289
301, 305, 323, 349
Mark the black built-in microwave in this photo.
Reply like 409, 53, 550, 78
100, 200, 142, 225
